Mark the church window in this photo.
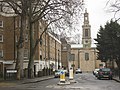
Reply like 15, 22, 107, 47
71, 54, 75, 61
85, 29, 88, 37
85, 53, 89, 60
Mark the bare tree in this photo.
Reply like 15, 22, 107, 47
27, 0, 84, 78
106, 0, 120, 21
1, 0, 84, 79
0, 0, 28, 80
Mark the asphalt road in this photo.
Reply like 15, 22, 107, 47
0, 73, 120, 90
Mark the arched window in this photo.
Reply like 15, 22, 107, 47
85, 29, 88, 37
85, 53, 89, 61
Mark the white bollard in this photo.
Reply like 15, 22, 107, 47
69, 68, 73, 80
69, 67, 76, 83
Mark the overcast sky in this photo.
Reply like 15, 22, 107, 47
84, 0, 114, 40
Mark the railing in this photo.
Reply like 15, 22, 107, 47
24, 68, 54, 78
4, 68, 17, 80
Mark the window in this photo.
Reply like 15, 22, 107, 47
85, 53, 89, 61
71, 54, 75, 61
0, 50, 3, 58
0, 35, 3, 42
0, 21, 3, 27
85, 29, 88, 37
24, 49, 28, 59
25, 34, 28, 42
40, 55, 42, 60
16, 36, 18, 42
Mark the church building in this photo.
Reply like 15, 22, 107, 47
70, 9, 104, 72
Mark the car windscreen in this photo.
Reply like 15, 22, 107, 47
101, 68, 110, 71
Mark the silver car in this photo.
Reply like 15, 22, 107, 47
54, 70, 61, 78
75, 68, 82, 74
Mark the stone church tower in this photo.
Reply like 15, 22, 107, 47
70, 9, 104, 72
82, 9, 91, 48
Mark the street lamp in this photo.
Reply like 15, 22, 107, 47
58, 50, 60, 69
78, 49, 80, 68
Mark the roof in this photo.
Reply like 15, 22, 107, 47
71, 43, 96, 49
71, 44, 83, 48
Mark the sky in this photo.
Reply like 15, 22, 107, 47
84, 0, 114, 40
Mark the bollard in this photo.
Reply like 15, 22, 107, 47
69, 68, 73, 80
58, 70, 70, 85
60, 70, 65, 83
69, 67, 76, 83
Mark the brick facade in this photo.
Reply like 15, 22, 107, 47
0, 13, 62, 77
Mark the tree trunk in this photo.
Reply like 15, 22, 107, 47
16, 47, 24, 80
116, 60, 120, 79
28, 0, 34, 78
28, 21, 34, 78
15, 14, 26, 80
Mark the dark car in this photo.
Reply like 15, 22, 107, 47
97, 68, 113, 80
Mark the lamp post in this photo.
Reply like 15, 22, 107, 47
58, 50, 60, 69
13, 16, 16, 63
78, 49, 80, 68
117, 32, 120, 79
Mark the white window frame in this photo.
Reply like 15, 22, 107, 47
0, 34, 3, 42
24, 49, 28, 59
0, 21, 3, 27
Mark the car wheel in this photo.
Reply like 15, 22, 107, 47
97, 77, 101, 80
109, 77, 112, 80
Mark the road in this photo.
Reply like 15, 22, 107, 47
0, 73, 120, 90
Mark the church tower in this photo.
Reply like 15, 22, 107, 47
82, 9, 91, 48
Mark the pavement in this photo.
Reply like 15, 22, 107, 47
0, 75, 54, 87
21, 75, 54, 84
113, 76, 120, 83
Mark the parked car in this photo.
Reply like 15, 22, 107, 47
75, 68, 82, 74
97, 68, 113, 80
54, 70, 61, 78
93, 68, 100, 77
63, 69, 69, 76
54, 69, 69, 78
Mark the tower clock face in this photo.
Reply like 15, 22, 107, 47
85, 40, 88, 44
